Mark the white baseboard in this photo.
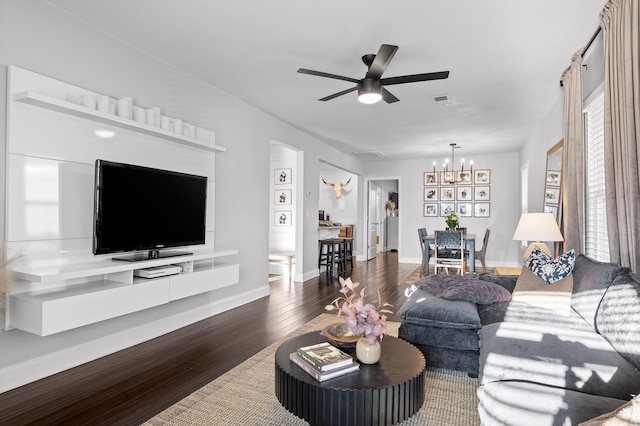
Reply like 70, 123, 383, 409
0, 285, 270, 394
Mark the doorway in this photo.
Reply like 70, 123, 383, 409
269, 142, 300, 282
366, 178, 400, 260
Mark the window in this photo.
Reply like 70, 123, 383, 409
583, 89, 609, 262
520, 162, 529, 248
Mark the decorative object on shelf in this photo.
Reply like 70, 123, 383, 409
512, 212, 564, 261
431, 143, 473, 185
322, 177, 351, 200
13, 91, 221, 151
386, 199, 396, 217
325, 277, 393, 363
445, 211, 459, 230
356, 336, 382, 364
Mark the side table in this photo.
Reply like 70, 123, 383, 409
275, 331, 426, 426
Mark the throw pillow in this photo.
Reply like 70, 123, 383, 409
416, 274, 512, 305
512, 266, 574, 316
579, 394, 640, 425
526, 247, 576, 284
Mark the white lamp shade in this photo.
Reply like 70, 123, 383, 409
512, 213, 564, 242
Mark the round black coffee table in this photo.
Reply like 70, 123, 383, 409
275, 331, 426, 426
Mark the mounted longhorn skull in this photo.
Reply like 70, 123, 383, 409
323, 177, 351, 200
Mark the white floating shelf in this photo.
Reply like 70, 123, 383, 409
13, 91, 226, 152
13, 248, 239, 284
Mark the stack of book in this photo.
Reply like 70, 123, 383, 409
290, 341, 359, 382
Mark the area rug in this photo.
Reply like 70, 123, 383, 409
144, 313, 479, 426
399, 266, 423, 286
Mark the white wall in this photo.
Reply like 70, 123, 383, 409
363, 152, 522, 268
0, 0, 363, 391
318, 164, 358, 227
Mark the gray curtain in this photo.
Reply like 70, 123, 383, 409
602, 0, 640, 274
560, 50, 586, 256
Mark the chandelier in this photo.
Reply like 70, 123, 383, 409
432, 143, 473, 184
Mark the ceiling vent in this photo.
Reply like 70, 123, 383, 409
352, 151, 387, 159
433, 94, 451, 105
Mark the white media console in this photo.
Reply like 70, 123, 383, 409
4, 66, 240, 337
7, 249, 238, 336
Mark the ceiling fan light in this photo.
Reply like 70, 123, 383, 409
358, 78, 382, 104
358, 92, 382, 104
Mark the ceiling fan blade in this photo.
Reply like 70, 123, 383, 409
382, 88, 399, 104
366, 44, 398, 79
381, 71, 449, 86
319, 86, 358, 101
297, 68, 360, 84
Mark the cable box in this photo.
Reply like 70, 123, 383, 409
134, 265, 182, 279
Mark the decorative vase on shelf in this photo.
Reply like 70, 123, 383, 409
355, 337, 382, 364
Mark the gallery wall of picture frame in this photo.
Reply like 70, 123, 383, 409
273, 167, 293, 226
543, 169, 561, 218
423, 168, 491, 218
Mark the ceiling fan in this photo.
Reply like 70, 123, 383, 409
297, 44, 449, 104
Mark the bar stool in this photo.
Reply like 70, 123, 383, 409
340, 237, 354, 270
318, 238, 346, 276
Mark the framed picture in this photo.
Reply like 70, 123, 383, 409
457, 202, 472, 217
545, 187, 560, 205
424, 172, 438, 186
544, 204, 558, 219
440, 203, 455, 217
440, 187, 455, 201
474, 186, 490, 201
274, 210, 292, 226
440, 171, 455, 185
424, 203, 438, 217
456, 170, 472, 185
474, 169, 491, 184
424, 187, 438, 201
274, 189, 292, 205
274, 168, 292, 185
474, 202, 490, 218
546, 170, 561, 186
456, 186, 472, 201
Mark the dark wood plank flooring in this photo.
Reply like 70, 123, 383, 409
0, 252, 417, 426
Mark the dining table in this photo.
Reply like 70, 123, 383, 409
422, 233, 476, 276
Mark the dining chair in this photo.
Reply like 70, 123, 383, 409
434, 230, 466, 275
417, 228, 434, 277
467, 228, 490, 273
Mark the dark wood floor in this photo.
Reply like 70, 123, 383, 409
0, 252, 416, 426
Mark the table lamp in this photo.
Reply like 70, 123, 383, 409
512, 213, 564, 262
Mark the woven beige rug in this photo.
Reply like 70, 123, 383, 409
399, 266, 423, 286
144, 313, 479, 426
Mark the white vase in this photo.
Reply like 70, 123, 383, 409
355, 337, 381, 364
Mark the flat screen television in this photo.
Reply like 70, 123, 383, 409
93, 159, 208, 261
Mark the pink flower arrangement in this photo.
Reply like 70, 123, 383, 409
325, 277, 393, 344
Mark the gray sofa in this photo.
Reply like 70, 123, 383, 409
398, 255, 640, 425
